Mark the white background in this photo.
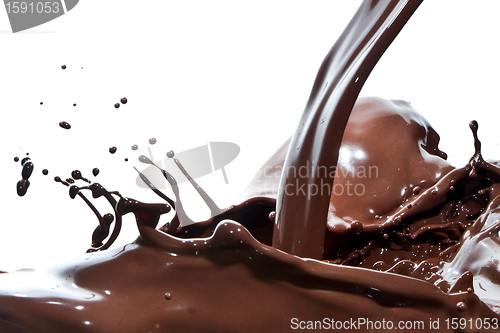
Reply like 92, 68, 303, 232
0, 0, 499, 271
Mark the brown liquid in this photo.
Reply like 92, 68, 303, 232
59, 121, 71, 130
3, 0, 500, 331
273, 0, 424, 260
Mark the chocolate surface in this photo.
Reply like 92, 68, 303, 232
0, 219, 496, 332
3, 0, 500, 332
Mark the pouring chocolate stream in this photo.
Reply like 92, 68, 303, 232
274, 0, 423, 259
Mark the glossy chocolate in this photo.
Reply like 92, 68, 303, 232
3, 0, 500, 332
273, 0, 424, 260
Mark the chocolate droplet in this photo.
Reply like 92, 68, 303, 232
61, 65, 66, 69
42, 169, 48, 175
73, 103, 77, 107
268, 211, 276, 222
412, 186, 420, 195
350, 220, 363, 234
13, 156, 19, 162
59, 121, 71, 130
72, 170, 83, 179
166, 150, 175, 158
139, 155, 153, 164
456, 301, 467, 312
103, 214, 114, 225
120, 97, 128, 104
71, 170, 90, 182
17, 179, 30, 196
164, 292, 172, 300
92, 168, 100, 176
109, 147, 117, 154
22, 162, 34, 180
114, 103, 120, 109
69, 185, 80, 199
131, 144, 138, 151
469, 120, 478, 132
149, 138, 157, 145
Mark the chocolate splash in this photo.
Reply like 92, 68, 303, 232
4, 0, 500, 331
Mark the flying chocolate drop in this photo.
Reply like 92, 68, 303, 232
59, 122, 71, 130
109, 147, 117, 154
92, 168, 100, 176
16, 179, 30, 196
138, 155, 153, 164
71, 170, 90, 183
22, 161, 34, 180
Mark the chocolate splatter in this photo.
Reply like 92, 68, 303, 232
59, 121, 71, 130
